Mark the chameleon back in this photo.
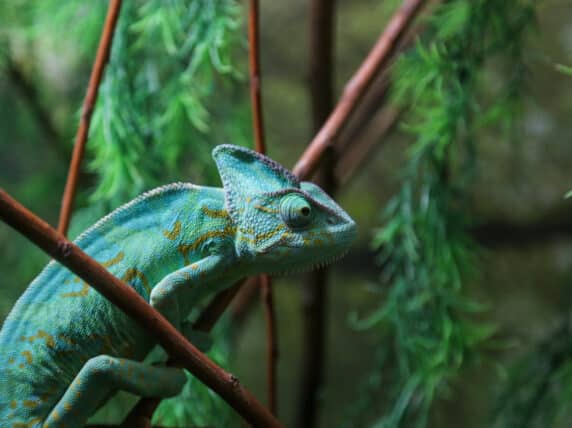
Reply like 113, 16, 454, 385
0, 183, 230, 423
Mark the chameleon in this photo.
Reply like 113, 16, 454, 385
0, 144, 356, 427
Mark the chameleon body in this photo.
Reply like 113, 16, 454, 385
0, 145, 356, 427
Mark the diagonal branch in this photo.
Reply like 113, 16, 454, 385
293, 0, 429, 180
0, 188, 282, 428
58, 0, 123, 236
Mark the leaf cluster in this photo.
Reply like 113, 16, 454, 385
88, 0, 243, 205
4, 1, 244, 207
492, 319, 572, 428
349, 1, 537, 426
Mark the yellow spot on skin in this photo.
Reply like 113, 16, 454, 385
239, 226, 256, 235
163, 220, 182, 240
8, 357, 15, 364
9, 400, 16, 409
180, 271, 192, 281
122, 268, 151, 295
58, 334, 77, 346
20, 330, 55, 348
254, 204, 279, 214
62, 252, 124, 297
102, 251, 125, 268
191, 264, 198, 270
64, 402, 72, 411
23, 400, 38, 408
61, 279, 89, 297
12, 418, 42, 428
21, 351, 32, 365
255, 224, 286, 241
201, 206, 228, 218
37, 330, 55, 348
178, 226, 236, 265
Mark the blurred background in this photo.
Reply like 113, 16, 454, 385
1, 0, 572, 427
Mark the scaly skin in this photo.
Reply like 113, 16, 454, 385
0, 144, 356, 427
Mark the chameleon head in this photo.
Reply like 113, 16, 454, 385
213, 145, 357, 274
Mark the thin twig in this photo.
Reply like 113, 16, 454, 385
260, 274, 278, 413
57, 0, 123, 236
248, 0, 278, 414
249, 0, 266, 155
0, 188, 282, 428
293, 0, 428, 180
336, 106, 402, 184
296, 0, 336, 426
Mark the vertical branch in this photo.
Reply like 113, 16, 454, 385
248, 0, 278, 414
249, 0, 266, 155
260, 273, 278, 413
296, 0, 336, 426
57, 0, 123, 236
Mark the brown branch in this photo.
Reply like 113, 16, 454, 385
0, 188, 282, 428
248, 0, 278, 414
249, 0, 266, 155
122, 280, 246, 425
336, 105, 402, 184
58, 0, 123, 236
293, 0, 429, 180
296, 0, 336, 426
260, 273, 278, 413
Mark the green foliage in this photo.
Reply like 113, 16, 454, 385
349, 1, 537, 426
492, 321, 572, 428
1, 1, 245, 208
88, 0, 243, 205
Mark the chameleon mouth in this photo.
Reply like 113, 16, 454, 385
271, 249, 350, 276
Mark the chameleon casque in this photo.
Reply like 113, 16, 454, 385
0, 144, 356, 427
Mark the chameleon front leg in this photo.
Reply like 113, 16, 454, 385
150, 254, 227, 332
44, 355, 186, 427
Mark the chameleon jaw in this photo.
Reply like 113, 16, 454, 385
270, 249, 350, 276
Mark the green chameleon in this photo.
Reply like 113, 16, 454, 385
0, 144, 356, 427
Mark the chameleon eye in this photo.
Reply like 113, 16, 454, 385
280, 194, 313, 229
